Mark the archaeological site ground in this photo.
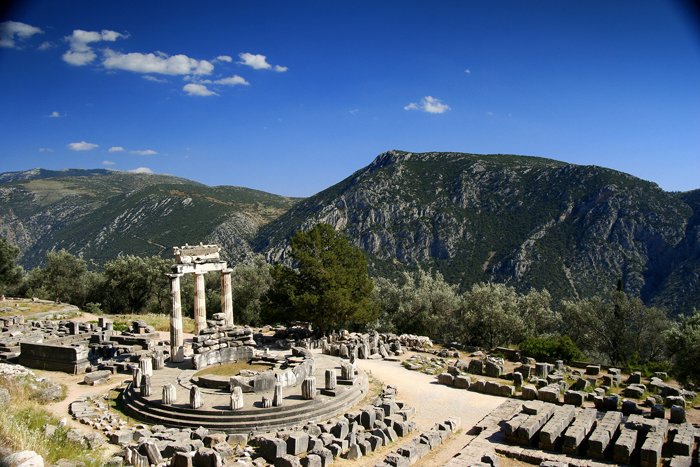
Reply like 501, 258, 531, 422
0, 243, 698, 467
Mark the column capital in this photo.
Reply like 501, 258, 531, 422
221, 268, 233, 274
166, 273, 183, 279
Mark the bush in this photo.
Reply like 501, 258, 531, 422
519, 335, 586, 363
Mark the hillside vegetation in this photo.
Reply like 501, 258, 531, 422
255, 150, 699, 317
0, 171, 300, 269
2, 151, 699, 317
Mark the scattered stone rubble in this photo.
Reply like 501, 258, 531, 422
64, 383, 454, 467
1, 314, 167, 375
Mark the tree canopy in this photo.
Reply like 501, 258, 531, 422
0, 237, 22, 295
666, 309, 700, 388
263, 223, 376, 334
560, 287, 669, 366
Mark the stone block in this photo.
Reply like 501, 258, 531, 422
274, 454, 301, 467
258, 437, 287, 463
193, 448, 222, 467
537, 385, 560, 403
287, 432, 309, 456
561, 407, 597, 455
308, 447, 333, 467
539, 404, 575, 449
671, 405, 686, 423
437, 373, 453, 386
468, 359, 483, 375
452, 375, 470, 389
624, 385, 645, 399
522, 385, 538, 400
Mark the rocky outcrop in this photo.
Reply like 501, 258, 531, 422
254, 150, 700, 316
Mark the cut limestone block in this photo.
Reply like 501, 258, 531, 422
561, 407, 597, 455
640, 418, 669, 467
539, 404, 576, 451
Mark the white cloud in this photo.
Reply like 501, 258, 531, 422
238, 52, 287, 71
108, 147, 124, 152
39, 148, 54, 152
68, 141, 98, 151
183, 83, 217, 96
214, 75, 249, 86
465, 69, 471, 74
217, 55, 232, 62
102, 160, 115, 166
128, 167, 153, 174
404, 96, 450, 114
349, 109, 359, 115
48, 111, 62, 118
130, 149, 157, 155
38, 41, 55, 51
62, 29, 125, 66
0, 21, 43, 49
143, 75, 167, 82
103, 49, 214, 75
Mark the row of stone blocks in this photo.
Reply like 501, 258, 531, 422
437, 373, 516, 397
254, 399, 420, 466
501, 399, 697, 467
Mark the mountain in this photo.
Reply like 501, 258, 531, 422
0, 169, 301, 269
2, 153, 699, 317
253, 150, 700, 317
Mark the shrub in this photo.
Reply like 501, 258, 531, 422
519, 335, 586, 363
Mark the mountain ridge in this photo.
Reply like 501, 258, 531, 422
2, 152, 698, 317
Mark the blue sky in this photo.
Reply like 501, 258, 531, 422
1, 0, 699, 197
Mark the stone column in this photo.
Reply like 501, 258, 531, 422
190, 386, 203, 409
132, 367, 142, 388
162, 384, 176, 405
273, 383, 283, 407
139, 356, 153, 377
231, 386, 244, 410
140, 375, 151, 397
302, 377, 317, 400
193, 272, 207, 335
325, 369, 337, 390
168, 273, 185, 362
221, 269, 234, 326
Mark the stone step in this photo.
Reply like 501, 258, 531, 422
120, 372, 368, 433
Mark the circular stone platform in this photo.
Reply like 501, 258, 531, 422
120, 349, 368, 434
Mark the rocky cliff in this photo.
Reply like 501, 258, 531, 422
253, 150, 699, 316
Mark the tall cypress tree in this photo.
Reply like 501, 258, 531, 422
264, 223, 376, 335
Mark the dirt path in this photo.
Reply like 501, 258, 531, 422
352, 357, 504, 467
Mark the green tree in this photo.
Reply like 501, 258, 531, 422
666, 309, 700, 388
0, 237, 23, 295
39, 249, 88, 304
263, 223, 376, 335
560, 288, 670, 365
458, 282, 525, 349
231, 254, 273, 326
371, 269, 459, 339
100, 255, 173, 314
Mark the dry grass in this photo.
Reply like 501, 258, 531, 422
110, 313, 195, 333
0, 299, 76, 317
194, 361, 271, 377
0, 375, 108, 467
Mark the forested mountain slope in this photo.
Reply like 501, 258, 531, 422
254, 150, 699, 317
0, 170, 300, 269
